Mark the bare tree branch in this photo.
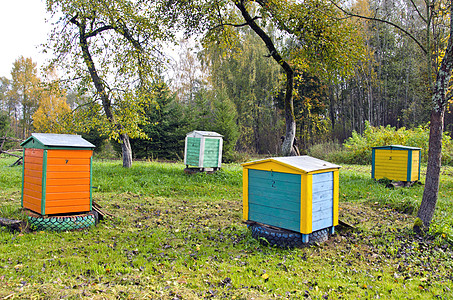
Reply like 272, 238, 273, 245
331, 1, 428, 54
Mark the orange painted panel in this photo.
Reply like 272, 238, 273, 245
24, 176, 42, 186
24, 182, 42, 193
45, 205, 90, 215
46, 191, 90, 201
46, 185, 90, 193
25, 169, 43, 178
46, 178, 91, 186
46, 165, 91, 172
23, 201, 41, 214
24, 156, 44, 164
25, 148, 43, 158
24, 163, 43, 171
47, 150, 93, 159
47, 158, 91, 165
46, 171, 90, 179
45, 199, 90, 207
23, 188, 42, 200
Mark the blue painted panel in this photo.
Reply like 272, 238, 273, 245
311, 172, 333, 232
312, 181, 333, 193
312, 172, 333, 183
248, 169, 301, 232
312, 190, 333, 204
312, 201, 333, 213
312, 216, 333, 232
312, 208, 333, 221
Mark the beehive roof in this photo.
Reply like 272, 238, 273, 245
242, 155, 341, 173
21, 133, 95, 149
372, 145, 421, 150
186, 130, 223, 137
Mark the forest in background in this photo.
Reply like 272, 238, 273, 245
1, 0, 453, 163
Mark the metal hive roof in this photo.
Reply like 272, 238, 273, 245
21, 133, 95, 148
242, 155, 341, 173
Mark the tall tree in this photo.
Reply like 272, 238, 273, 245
45, 0, 172, 167
335, 0, 453, 229
9, 56, 41, 139
161, 0, 363, 155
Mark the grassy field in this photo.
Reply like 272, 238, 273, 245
0, 156, 452, 299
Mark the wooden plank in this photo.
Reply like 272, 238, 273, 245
45, 198, 90, 207
24, 156, 44, 164
248, 189, 300, 204
45, 191, 90, 201
45, 205, 90, 215
24, 175, 42, 186
243, 168, 249, 220
312, 201, 333, 212
23, 188, 42, 200
248, 177, 301, 193
46, 178, 91, 186
46, 150, 93, 159
248, 210, 300, 232
312, 216, 333, 232
25, 148, 43, 158
248, 196, 300, 212
24, 182, 42, 193
24, 163, 43, 171
312, 181, 333, 193
46, 171, 90, 179
249, 169, 301, 183
312, 172, 333, 183
333, 170, 339, 226
24, 169, 43, 178
46, 158, 91, 165
46, 165, 90, 172
312, 190, 333, 204
300, 174, 312, 234
45, 185, 90, 193
244, 161, 303, 175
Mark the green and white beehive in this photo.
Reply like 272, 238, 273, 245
184, 131, 223, 170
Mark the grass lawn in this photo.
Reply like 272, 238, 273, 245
0, 156, 452, 299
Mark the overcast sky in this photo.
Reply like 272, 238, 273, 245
0, 0, 51, 79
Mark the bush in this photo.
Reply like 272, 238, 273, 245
308, 122, 453, 165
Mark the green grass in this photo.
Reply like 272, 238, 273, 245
0, 155, 453, 299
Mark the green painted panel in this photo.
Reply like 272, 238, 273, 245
203, 138, 220, 167
249, 209, 301, 232
249, 169, 301, 182
248, 169, 301, 232
248, 189, 300, 204
186, 137, 200, 166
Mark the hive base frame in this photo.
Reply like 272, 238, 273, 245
25, 210, 98, 232
248, 223, 331, 248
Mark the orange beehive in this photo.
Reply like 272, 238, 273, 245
21, 133, 95, 215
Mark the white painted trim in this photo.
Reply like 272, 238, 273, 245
218, 138, 223, 168
199, 136, 205, 168
183, 136, 188, 165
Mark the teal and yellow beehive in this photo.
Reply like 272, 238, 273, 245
184, 131, 223, 170
242, 156, 340, 243
371, 145, 421, 182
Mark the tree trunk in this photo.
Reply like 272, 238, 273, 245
120, 133, 133, 168
71, 15, 133, 168
416, 3, 453, 228
235, 0, 297, 156
417, 108, 445, 227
